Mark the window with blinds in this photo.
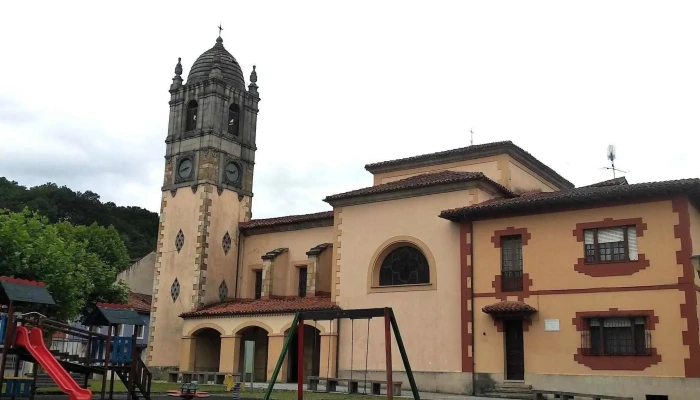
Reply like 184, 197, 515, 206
584, 226, 638, 263
581, 316, 650, 356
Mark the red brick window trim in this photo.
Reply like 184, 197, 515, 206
573, 309, 661, 371
573, 218, 650, 277
491, 227, 532, 301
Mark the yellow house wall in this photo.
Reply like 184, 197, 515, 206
507, 159, 557, 192
239, 226, 333, 298
473, 200, 683, 294
688, 203, 700, 287
149, 189, 201, 367
472, 199, 688, 377
474, 290, 687, 376
335, 188, 484, 373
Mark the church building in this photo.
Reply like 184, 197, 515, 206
147, 36, 700, 400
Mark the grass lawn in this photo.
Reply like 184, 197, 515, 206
87, 380, 383, 400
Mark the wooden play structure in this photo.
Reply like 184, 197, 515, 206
264, 307, 420, 400
0, 276, 152, 400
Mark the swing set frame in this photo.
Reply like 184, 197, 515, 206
263, 307, 420, 400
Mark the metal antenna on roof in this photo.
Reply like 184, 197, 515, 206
601, 144, 628, 179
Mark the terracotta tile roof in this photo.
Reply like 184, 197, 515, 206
581, 176, 629, 188
180, 296, 339, 318
482, 301, 537, 314
307, 243, 332, 256
440, 178, 700, 221
128, 292, 152, 313
364, 141, 574, 189
240, 211, 334, 231
0, 277, 46, 287
261, 248, 288, 260
324, 170, 514, 203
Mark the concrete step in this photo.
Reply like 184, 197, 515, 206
481, 391, 535, 400
496, 381, 532, 390
491, 387, 535, 394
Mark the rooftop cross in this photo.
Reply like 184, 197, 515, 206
218, 23, 223, 37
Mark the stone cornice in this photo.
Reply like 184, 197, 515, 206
165, 133, 257, 151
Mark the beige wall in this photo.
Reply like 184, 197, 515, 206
334, 188, 485, 374
472, 199, 689, 377
150, 185, 247, 368
376, 158, 502, 186
371, 154, 561, 193
239, 226, 333, 298
118, 252, 156, 295
507, 159, 557, 192
150, 189, 201, 367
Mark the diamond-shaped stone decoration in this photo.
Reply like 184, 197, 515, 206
218, 280, 228, 301
222, 231, 232, 255
171, 278, 180, 301
175, 230, 185, 253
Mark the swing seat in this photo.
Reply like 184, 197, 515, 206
166, 390, 211, 399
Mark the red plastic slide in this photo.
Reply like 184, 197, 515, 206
14, 326, 92, 400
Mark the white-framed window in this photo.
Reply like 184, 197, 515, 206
584, 226, 638, 263
117, 324, 125, 337
136, 325, 145, 339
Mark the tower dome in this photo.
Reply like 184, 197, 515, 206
186, 37, 246, 89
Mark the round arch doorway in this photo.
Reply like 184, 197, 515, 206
286, 325, 321, 383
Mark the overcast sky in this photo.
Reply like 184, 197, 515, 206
1, 1, 699, 219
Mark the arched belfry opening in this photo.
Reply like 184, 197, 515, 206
228, 103, 240, 135
185, 100, 198, 131
192, 328, 222, 372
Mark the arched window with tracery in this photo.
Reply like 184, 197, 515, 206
379, 246, 430, 286
185, 100, 198, 131
228, 103, 240, 136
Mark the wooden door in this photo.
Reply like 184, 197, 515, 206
504, 320, 525, 380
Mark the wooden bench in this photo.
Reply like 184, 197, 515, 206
533, 389, 632, 400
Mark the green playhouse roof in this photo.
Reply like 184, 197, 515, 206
82, 303, 144, 327
0, 277, 55, 305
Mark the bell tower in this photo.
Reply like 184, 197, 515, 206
148, 35, 260, 369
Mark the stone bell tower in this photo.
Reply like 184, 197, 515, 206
148, 35, 260, 369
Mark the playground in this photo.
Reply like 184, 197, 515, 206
0, 277, 427, 400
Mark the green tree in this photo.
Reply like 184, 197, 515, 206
0, 177, 159, 259
0, 209, 129, 321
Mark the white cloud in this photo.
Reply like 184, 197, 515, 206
1, 1, 699, 219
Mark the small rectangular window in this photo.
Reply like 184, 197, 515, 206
501, 235, 523, 292
298, 267, 308, 298
254, 270, 263, 300
136, 325, 145, 339
584, 226, 637, 263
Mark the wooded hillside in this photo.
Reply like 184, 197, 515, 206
0, 177, 159, 259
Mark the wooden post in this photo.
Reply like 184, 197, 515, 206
384, 308, 393, 400
297, 319, 304, 400
101, 324, 112, 400
0, 301, 15, 393
127, 325, 138, 400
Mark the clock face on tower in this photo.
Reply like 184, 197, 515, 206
178, 158, 193, 180
224, 162, 241, 185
